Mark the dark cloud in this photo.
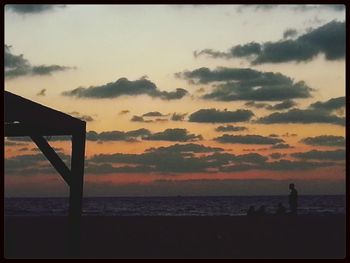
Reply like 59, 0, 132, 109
68, 111, 95, 122
237, 5, 345, 13
195, 21, 345, 64
245, 100, 297, 110
189, 108, 254, 123
86, 129, 151, 142
269, 153, 286, 159
126, 129, 152, 138
268, 100, 297, 110
300, 135, 345, 147
6, 4, 65, 14
252, 40, 318, 64
193, 49, 230, 59
8, 128, 203, 143
215, 125, 247, 132
4, 45, 28, 68
87, 147, 268, 174
145, 143, 224, 154
87, 143, 226, 174
270, 143, 294, 149
177, 67, 312, 102
31, 65, 72, 75
88, 152, 210, 174
194, 43, 261, 59
37, 89, 46, 96
5, 152, 70, 175
230, 42, 261, 57
130, 115, 151, 123
308, 97, 345, 113
291, 149, 345, 161
176, 67, 268, 84
157, 88, 189, 100
257, 108, 345, 126
88, 129, 203, 142
142, 111, 168, 117
292, 5, 345, 12
7, 136, 71, 142
233, 152, 268, 164
269, 134, 279, 138
245, 101, 271, 109
203, 79, 311, 102
171, 113, 187, 121
131, 115, 167, 123
201, 152, 268, 168
143, 128, 202, 142
283, 28, 298, 39
5, 45, 73, 79
62, 77, 188, 100
325, 5, 345, 11
214, 134, 284, 145
6, 142, 342, 176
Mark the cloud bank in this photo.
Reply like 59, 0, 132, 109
195, 21, 345, 64
257, 108, 345, 126
5, 45, 73, 79
62, 77, 188, 100
300, 135, 345, 147
189, 108, 254, 123
6, 4, 66, 14
176, 67, 312, 101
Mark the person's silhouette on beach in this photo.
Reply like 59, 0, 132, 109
275, 202, 286, 215
289, 183, 298, 215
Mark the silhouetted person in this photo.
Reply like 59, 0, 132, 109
275, 202, 286, 215
289, 183, 298, 215
247, 205, 256, 216
257, 205, 266, 216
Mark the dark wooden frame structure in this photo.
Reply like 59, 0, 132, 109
4, 91, 86, 223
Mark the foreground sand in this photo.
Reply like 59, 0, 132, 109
4, 215, 346, 259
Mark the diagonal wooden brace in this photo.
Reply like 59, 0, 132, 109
30, 135, 71, 186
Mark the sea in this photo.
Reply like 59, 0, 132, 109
4, 195, 345, 216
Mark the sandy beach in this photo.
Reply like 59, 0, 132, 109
4, 215, 346, 259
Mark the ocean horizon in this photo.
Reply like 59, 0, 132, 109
5, 195, 345, 217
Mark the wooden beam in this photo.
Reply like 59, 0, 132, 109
5, 91, 83, 128
5, 123, 79, 137
30, 135, 71, 186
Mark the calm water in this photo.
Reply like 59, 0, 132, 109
4, 195, 345, 216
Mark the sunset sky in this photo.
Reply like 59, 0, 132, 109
4, 4, 346, 197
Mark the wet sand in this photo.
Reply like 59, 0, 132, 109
4, 215, 346, 259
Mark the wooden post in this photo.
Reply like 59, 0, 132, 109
69, 130, 86, 220
68, 127, 86, 257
